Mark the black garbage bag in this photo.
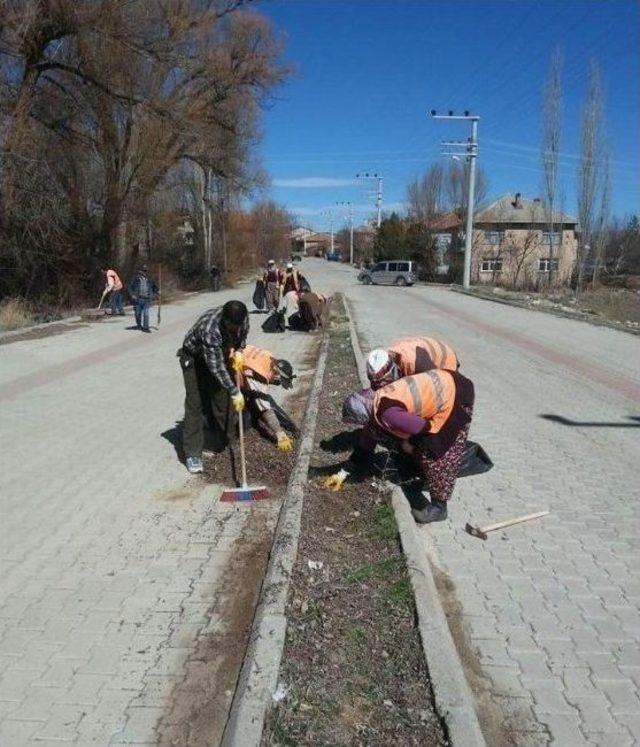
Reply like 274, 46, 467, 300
457, 440, 494, 477
287, 311, 308, 331
262, 308, 286, 333
299, 276, 311, 293
252, 279, 265, 310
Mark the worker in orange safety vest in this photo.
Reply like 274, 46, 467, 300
231, 344, 296, 451
366, 336, 459, 390
325, 368, 474, 524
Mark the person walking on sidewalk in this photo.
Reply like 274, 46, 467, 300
128, 265, 158, 332
101, 267, 125, 316
326, 369, 475, 524
209, 264, 221, 292
177, 301, 249, 474
366, 336, 459, 389
263, 259, 283, 312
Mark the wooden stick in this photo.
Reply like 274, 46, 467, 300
481, 511, 549, 534
236, 368, 248, 489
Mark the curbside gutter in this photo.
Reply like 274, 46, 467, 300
0, 316, 83, 343
344, 298, 486, 747
221, 331, 331, 747
450, 285, 640, 337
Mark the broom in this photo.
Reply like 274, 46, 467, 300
220, 367, 269, 502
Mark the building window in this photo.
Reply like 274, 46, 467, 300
484, 231, 504, 245
480, 258, 503, 273
538, 258, 559, 273
541, 231, 562, 245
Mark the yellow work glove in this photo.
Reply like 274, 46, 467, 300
231, 391, 245, 412
231, 350, 244, 373
323, 468, 349, 492
277, 433, 294, 452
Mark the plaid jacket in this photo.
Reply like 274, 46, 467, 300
182, 307, 249, 393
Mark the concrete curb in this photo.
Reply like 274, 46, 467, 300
221, 330, 331, 747
450, 285, 640, 337
344, 298, 486, 747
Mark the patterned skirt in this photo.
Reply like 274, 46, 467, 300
415, 405, 473, 502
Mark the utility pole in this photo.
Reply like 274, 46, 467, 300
336, 201, 354, 264
320, 210, 335, 252
430, 110, 480, 289
356, 172, 383, 227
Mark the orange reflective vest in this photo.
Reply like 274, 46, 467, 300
373, 370, 456, 437
240, 345, 277, 385
388, 336, 458, 375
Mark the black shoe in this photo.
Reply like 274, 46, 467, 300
412, 500, 448, 524
141, 327, 151, 333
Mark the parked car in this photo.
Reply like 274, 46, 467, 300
358, 260, 416, 286
326, 251, 342, 262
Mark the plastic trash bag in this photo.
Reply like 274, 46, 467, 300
252, 279, 265, 310
457, 440, 494, 477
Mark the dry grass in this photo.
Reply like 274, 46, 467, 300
0, 298, 33, 331
575, 287, 640, 324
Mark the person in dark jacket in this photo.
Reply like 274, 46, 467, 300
177, 301, 249, 474
128, 265, 158, 332
209, 265, 221, 291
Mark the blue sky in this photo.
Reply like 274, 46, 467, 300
255, 0, 639, 232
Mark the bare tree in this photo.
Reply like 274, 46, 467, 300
445, 160, 488, 223
509, 204, 542, 289
576, 60, 605, 293
591, 150, 610, 288
0, 1, 286, 305
406, 163, 445, 222
541, 47, 563, 288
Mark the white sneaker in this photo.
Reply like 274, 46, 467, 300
186, 456, 203, 474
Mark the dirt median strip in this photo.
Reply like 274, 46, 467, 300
221, 325, 331, 747
260, 299, 449, 746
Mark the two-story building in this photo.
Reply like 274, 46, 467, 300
430, 194, 579, 287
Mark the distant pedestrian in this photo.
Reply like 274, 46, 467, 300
209, 264, 221, 292
128, 265, 158, 332
177, 301, 249, 474
263, 259, 283, 312
101, 267, 124, 316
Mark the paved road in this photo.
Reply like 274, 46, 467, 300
330, 262, 639, 746
0, 277, 323, 746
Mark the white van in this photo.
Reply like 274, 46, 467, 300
359, 260, 416, 286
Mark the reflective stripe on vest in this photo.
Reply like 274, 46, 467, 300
242, 345, 276, 383
388, 336, 458, 374
373, 370, 456, 437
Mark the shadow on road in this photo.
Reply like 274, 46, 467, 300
540, 413, 640, 428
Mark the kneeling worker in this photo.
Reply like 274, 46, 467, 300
366, 336, 459, 389
178, 301, 249, 474
236, 344, 295, 451
326, 368, 474, 524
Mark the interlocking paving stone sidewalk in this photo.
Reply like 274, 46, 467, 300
0, 270, 327, 746
346, 279, 640, 746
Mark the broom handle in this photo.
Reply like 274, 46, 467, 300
236, 367, 248, 488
